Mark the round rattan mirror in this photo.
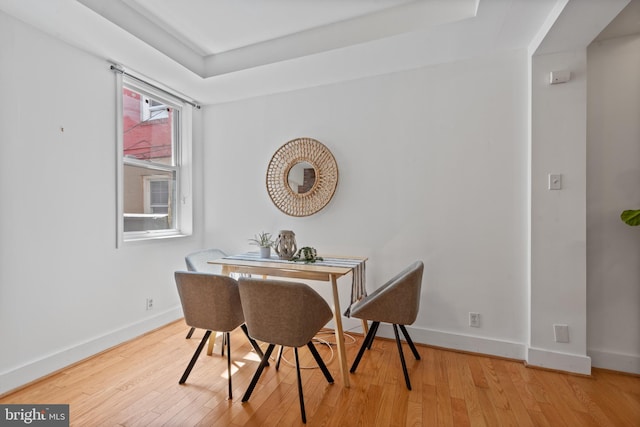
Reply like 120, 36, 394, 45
266, 137, 338, 217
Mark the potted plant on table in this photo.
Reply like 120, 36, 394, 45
249, 231, 275, 258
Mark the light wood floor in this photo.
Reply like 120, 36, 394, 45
2, 320, 639, 426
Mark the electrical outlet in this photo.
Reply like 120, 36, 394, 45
469, 312, 481, 327
146, 298, 154, 310
554, 324, 569, 343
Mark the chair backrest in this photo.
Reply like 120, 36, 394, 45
175, 271, 245, 332
351, 261, 424, 325
238, 278, 332, 348
185, 248, 227, 273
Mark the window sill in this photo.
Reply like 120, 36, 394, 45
123, 230, 190, 243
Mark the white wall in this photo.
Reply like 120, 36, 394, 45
587, 33, 640, 373
530, 50, 591, 374
0, 12, 203, 395
203, 49, 531, 359
525, 0, 639, 376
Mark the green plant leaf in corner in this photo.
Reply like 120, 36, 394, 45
621, 209, 640, 226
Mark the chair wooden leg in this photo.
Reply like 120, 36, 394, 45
399, 324, 421, 360
185, 327, 195, 339
226, 332, 232, 399
294, 347, 307, 424
242, 344, 275, 402
179, 330, 211, 384
350, 321, 379, 373
393, 324, 412, 390
307, 341, 334, 384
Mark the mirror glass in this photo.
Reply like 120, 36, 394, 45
287, 162, 316, 194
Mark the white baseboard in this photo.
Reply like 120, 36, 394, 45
589, 349, 640, 374
339, 322, 640, 376
342, 321, 600, 376
405, 325, 528, 360
340, 320, 528, 361
0, 307, 183, 396
527, 347, 592, 375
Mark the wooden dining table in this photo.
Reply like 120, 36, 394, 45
209, 252, 368, 388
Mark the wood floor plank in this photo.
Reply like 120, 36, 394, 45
389, 387, 410, 427
434, 351, 455, 427
468, 356, 489, 389
454, 353, 487, 427
405, 399, 422, 427
2, 319, 639, 426
527, 407, 554, 427
359, 383, 383, 427
538, 401, 570, 427
444, 351, 466, 401
489, 359, 536, 427
373, 384, 396, 427
450, 397, 471, 427
421, 346, 437, 387
504, 359, 544, 413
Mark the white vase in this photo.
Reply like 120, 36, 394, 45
259, 246, 271, 258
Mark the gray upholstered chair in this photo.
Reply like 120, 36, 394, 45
183, 248, 227, 339
349, 260, 424, 390
174, 271, 264, 399
238, 278, 334, 424
185, 248, 227, 274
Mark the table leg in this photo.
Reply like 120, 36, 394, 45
361, 320, 369, 335
330, 274, 350, 388
207, 331, 217, 356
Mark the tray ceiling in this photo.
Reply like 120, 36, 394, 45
120, 0, 417, 55
77, 0, 478, 77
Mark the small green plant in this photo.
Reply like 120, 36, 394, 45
291, 247, 323, 263
248, 231, 275, 247
621, 210, 640, 226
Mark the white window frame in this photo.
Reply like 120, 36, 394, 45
116, 73, 193, 245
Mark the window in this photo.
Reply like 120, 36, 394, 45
116, 74, 192, 243
145, 177, 171, 214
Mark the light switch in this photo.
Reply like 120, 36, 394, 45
549, 174, 562, 190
